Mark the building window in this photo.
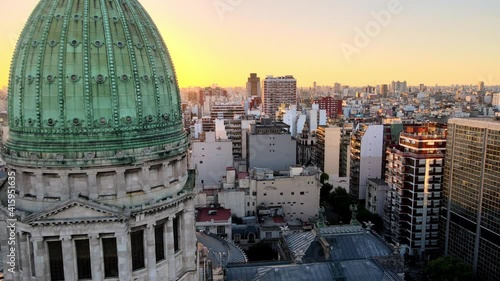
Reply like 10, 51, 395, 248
155, 224, 165, 262
264, 193, 267, 196
47, 241, 64, 281
234, 234, 241, 243
280, 192, 283, 195
200, 161, 203, 164
247, 202, 250, 207
75, 239, 92, 279
252, 202, 255, 206
252, 192, 257, 196
291, 192, 294, 195
102, 238, 118, 278
248, 233, 256, 243
131, 230, 145, 270
217, 226, 225, 235
173, 216, 180, 252
300, 192, 304, 195
266, 232, 272, 239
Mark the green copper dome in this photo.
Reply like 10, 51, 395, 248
4, 0, 186, 166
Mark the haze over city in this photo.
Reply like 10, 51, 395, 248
0, 0, 499, 88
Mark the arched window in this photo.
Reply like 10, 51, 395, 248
248, 233, 255, 243
234, 234, 241, 243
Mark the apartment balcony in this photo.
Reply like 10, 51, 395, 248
400, 131, 446, 140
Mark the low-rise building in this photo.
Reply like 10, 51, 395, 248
366, 178, 388, 217
190, 132, 233, 189
196, 207, 232, 240
250, 166, 320, 222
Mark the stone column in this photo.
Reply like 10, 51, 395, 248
116, 169, 127, 197
166, 216, 176, 281
19, 233, 31, 280
88, 172, 98, 200
60, 173, 70, 200
163, 162, 171, 185
146, 223, 157, 281
89, 234, 104, 281
32, 236, 47, 281
116, 230, 132, 281
182, 200, 197, 271
159, 163, 165, 186
61, 235, 76, 281
35, 172, 44, 200
142, 166, 151, 192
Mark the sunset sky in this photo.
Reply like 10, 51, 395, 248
0, 0, 499, 88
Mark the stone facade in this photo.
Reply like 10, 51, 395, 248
0, 0, 198, 280
1, 191, 197, 281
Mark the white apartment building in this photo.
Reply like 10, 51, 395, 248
190, 132, 233, 189
314, 126, 342, 177
350, 124, 384, 200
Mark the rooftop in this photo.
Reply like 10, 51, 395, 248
196, 207, 231, 222
196, 232, 247, 267
448, 117, 500, 130
226, 259, 401, 281
367, 178, 389, 186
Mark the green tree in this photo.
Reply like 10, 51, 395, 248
320, 173, 329, 184
320, 183, 333, 202
424, 256, 474, 281
328, 187, 352, 223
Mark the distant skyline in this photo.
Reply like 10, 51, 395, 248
0, 0, 499, 88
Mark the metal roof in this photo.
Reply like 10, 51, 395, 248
196, 232, 247, 266
226, 260, 402, 281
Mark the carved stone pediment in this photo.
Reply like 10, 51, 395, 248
24, 198, 128, 226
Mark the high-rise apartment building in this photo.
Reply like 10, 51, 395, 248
313, 126, 342, 177
350, 124, 384, 201
209, 103, 245, 158
317, 96, 343, 118
334, 82, 341, 94
391, 80, 408, 93
246, 73, 262, 97
384, 124, 446, 258
380, 84, 389, 98
492, 93, 500, 109
262, 75, 297, 118
339, 124, 353, 178
441, 118, 500, 281
478, 81, 485, 92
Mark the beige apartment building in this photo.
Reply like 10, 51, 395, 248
249, 166, 320, 222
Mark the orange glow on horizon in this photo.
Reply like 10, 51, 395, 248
0, 0, 499, 89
